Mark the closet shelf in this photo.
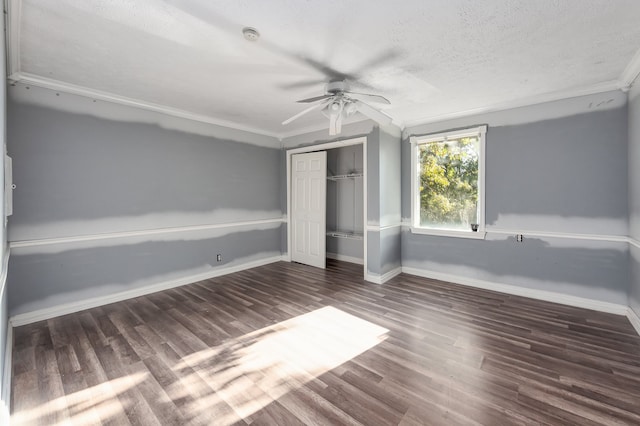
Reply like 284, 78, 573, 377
326, 230, 364, 240
327, 173, 363, 181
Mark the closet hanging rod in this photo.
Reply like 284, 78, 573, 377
327, 172, 363, 181
326, 230, 364, 240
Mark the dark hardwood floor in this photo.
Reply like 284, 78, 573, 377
11, 260, 640, 425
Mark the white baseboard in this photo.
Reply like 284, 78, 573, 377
628, 307, 640, 336
10, 255, 286, 326
326, 252, 364, 265
401, 266, 628, 315
366, 267, 402, 285
0, 247, 11, 426
1, 324, 12, 426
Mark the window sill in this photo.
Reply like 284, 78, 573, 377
410, 227, 486, 240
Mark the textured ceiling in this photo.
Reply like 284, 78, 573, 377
13, 0, 640, 137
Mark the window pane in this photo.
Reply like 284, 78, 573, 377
418, 137, 479, 231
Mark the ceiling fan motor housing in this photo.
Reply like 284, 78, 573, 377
326, 80, 349, 94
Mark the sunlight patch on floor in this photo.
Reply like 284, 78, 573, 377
174, 305, 389, 424
11, 372, 149, 425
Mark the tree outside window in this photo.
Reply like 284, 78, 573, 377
419, 136, 479, 230
411, 125, 486, 238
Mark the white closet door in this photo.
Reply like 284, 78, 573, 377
291, 151, 327, 269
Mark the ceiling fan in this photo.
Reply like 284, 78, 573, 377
282, 80, 393, 135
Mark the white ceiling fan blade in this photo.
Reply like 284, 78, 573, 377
297, 94, 334, 103
346, 91, 391, 105
355, 100, 393, 126
282, 101, 329, 125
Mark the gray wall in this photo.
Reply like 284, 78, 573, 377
379, 129, 402, 227
629, 83, 640, 316
484, 112, 627, 233
402, 91, 630, 305
377, 129, 402, 275
7, 84, 284, 316
379, 227, 401, 275
8, 94, 283, 240
9, 224, 283, 315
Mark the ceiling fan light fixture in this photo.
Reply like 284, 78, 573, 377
242, 27, 260, 41
344, 101, 357, 116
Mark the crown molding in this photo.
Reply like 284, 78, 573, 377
10, 72, 285, 139
8, 70, 624, 142
10, 72, 399, 142
401, 80, 623, 131
3, 1, 284, 139
620, 47, 640, 90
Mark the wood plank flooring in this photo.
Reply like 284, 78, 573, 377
11, 260, 640, 425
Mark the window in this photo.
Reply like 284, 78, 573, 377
410, 125, 486, 238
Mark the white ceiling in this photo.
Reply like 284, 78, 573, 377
10, 0, 640, 137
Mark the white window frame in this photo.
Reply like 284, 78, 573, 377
410, 125, 487, 239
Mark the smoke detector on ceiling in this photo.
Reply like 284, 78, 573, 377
242, 27, 260, 42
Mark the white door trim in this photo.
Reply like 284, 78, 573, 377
286, 136, 368, 278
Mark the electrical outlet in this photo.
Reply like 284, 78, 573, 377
216, 254, 222, 262
516, 234, 524, 242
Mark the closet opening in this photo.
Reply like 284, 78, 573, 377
326, 144, 364, 266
